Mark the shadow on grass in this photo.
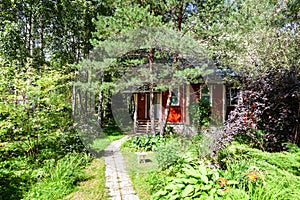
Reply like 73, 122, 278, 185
144, 158, 152, 163
64, 125, 125, 200
88, 125, 125, 158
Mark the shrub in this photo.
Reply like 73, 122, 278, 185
154, 139, 183, 170
24, 153, 92, 200
121, 135, 169, 152
59, 129, 87, 154
224, 66, 300, 151
151, 161, 236, 200
0, 157, 35, 200
188, 129, 229, 159
188, 99, 211, 132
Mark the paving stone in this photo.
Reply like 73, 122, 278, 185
104, 136, 140, 200
122, 194, 139, 200
121, 187, 136, 195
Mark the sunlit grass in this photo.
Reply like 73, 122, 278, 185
64, 158, 108, 200
63, 126, 125, 200
121, 150, 158, 200
24, 153, 92, 200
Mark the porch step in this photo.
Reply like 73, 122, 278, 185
135, 120, 160, 133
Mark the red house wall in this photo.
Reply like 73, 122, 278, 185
211, 84, 224, 123
136, 83, 225, 124
162, 91, 182, 123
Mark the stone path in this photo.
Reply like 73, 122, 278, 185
104, 136, 139, 200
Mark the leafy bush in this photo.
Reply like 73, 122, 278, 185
59, 129, 87, 154
188, 130, 228, 159
154, 139, 185, 170
0, 157, 35, 200
148, 142, 300, 200
24, 153, 92, 200
121, 135, 169, 152
152, 161, 234, 200
225, 66, 300, 151
188, 99, 211, 132
146, 171, 169, 195
0, 65, 93, 199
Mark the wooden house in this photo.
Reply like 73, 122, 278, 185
131, 68, 240, 134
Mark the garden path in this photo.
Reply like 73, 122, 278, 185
104, 136, 139, 200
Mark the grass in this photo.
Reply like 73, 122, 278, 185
91, 134, 125, 155
64, 158, 107, 200
121, 150, 158, 200
120, 136, 300, 200
24, 153, 92, 200
216, 143, 300, 200
63, 126, 125, 200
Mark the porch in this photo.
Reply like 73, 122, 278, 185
134, 119, 160, 134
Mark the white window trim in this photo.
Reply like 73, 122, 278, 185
171, 87, 180, 106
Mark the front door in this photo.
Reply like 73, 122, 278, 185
137, 93, 146, 119
137, 93, 162, 120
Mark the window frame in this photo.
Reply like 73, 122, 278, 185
171, 87, 180, 106
226, 88, 241, 106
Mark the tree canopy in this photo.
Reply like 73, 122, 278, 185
0, 1, 299, 198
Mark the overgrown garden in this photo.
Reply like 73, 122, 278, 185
1, 0, 299, 199
121, 134, 300, 199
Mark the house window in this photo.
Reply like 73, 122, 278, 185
226, 88, 240, 106
171, 88, 180, 106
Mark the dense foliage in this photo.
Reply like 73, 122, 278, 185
121, 135, 171, 152
188, 99, 212, 132
1, 0, 299, 199
225, 67, 300, 151
0, 61, 90, 199
0, 1, 108, 199
122, 135, 300, 200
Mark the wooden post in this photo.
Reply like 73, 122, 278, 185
186, 84, 190, 125
133, 94, 138, 133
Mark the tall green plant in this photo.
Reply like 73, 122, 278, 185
24, 153, 91, 200
189, 99, 212, 132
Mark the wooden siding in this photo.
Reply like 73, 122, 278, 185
211, 84, 224, 123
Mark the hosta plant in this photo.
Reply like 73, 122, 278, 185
152, 161, 238, 200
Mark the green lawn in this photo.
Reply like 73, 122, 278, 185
63, 127, 125, 200
121, 151, 158, 200
64, 158, 108, 200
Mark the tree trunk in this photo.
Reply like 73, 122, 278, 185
177, 2, 184, 32
150, 87, 155, 135
294, 101, 300, 145
159, 52, 179, 135
29, 7, 33, 58
97, 73, 104, 128
39, 18, 45, 64
148, 48, 156, 136
159, 88, 173, 136
159, 2, 183, 135
72, 73, 77, 120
